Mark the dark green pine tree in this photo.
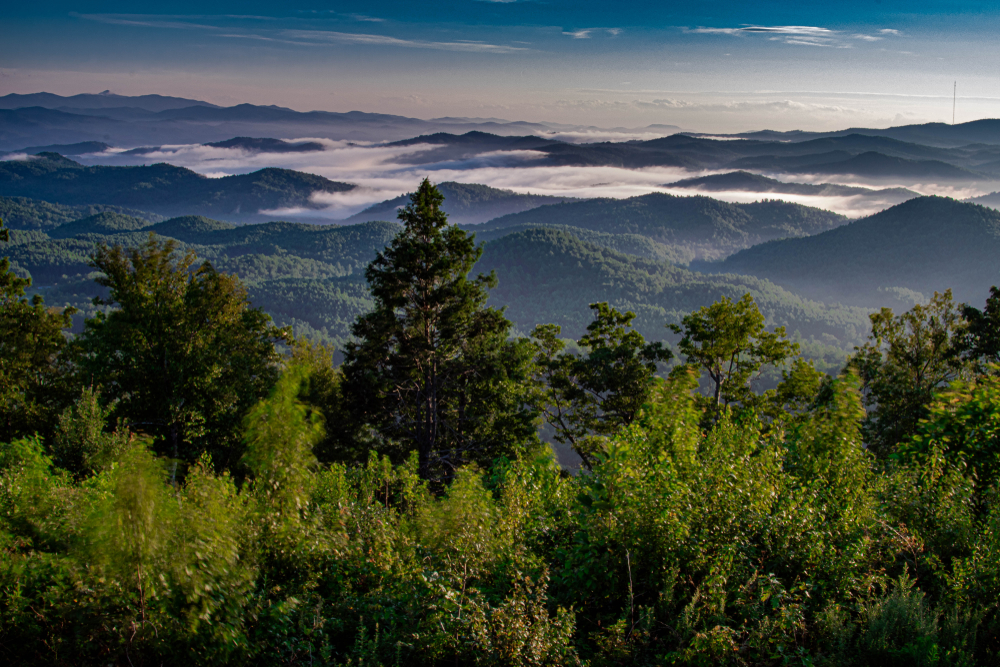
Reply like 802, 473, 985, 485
342, 179, 539, 480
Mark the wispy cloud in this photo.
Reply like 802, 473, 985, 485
691, 25, 834, 36
688, 24, 869, 48
880, 28, 902, 35
564, 28, 622, 39
74, 13, 526, 54
74, 13, 218, 30
280, 29, 529, 53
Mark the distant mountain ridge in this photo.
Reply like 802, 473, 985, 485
693, 119, 1000, 149
0, 153, 355, 223
344, 181, 581, 226
665, 171, 919, 205
0, 91, 219, 112
476, 192, 849, 262
0, 93, 682, 149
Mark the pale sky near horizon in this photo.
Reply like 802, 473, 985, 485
3, 1, 1000, 133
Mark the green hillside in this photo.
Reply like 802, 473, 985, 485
0, 153, 356, 223
470, 223, 688, 264
49, 211, 150, 238
477, 192, 849, 262
713, 196, 1000, 308
0, 195, 164, 231
477, 227, 869, 357
7, 206, 867, 360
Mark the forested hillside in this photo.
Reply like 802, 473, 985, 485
477, 193, 848, 262
0, 195, 164, 231
0, 153, 355, 222
712, 196, 1000, 308
6, 210, 867, 360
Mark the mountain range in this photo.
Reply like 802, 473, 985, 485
0, 92, 681, 149
0, 154, 354, 223
344, 181, 581, 226
473, 192, 848, 262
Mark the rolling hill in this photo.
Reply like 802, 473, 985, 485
475, 193, 849, 262
0, 154, 355, 223
664, 171, 918, 205
6, 203, 868, 362
344, 181, 581, 225
0, 195, 165, 231
711, 196, 1000, 308
476, 227, 869, 354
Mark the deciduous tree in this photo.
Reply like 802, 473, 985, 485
669, 293, 798, 418
0, 219, 76, 442
72, 234, 286, 471
851, 289, 969, 457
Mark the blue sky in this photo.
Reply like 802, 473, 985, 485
3, 1, 1000, 132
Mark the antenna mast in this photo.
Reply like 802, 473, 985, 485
953, 81, 957, 125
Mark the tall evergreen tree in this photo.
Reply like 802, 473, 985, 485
342, 179, 538, 480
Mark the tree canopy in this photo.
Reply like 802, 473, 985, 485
342, 179, 539, 480
72, 234, 286, 471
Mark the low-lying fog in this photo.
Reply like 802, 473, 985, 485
32, 139, 1000, 221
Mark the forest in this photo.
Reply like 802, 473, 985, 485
4, 177, 1000, 666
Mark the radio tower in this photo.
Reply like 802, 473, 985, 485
953, 81, 957, 125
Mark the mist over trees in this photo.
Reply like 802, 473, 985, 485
6, 181, 1000, 665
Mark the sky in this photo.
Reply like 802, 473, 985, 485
3, 1, 1000, 133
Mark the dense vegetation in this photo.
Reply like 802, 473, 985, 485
6, 182, 1000, 666
0, 195, 164, 231
0, 154, 355, 223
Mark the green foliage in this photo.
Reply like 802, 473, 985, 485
51, 387, 131, 476
851, 290, 969, 457
960, 285, 1000, 371
0, 218, 76, 442
670, 292, 799, 417
532, 302, 672, 468
72, 234, 286, 470
343, 179, 540, 480
242, 363, 322, 514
